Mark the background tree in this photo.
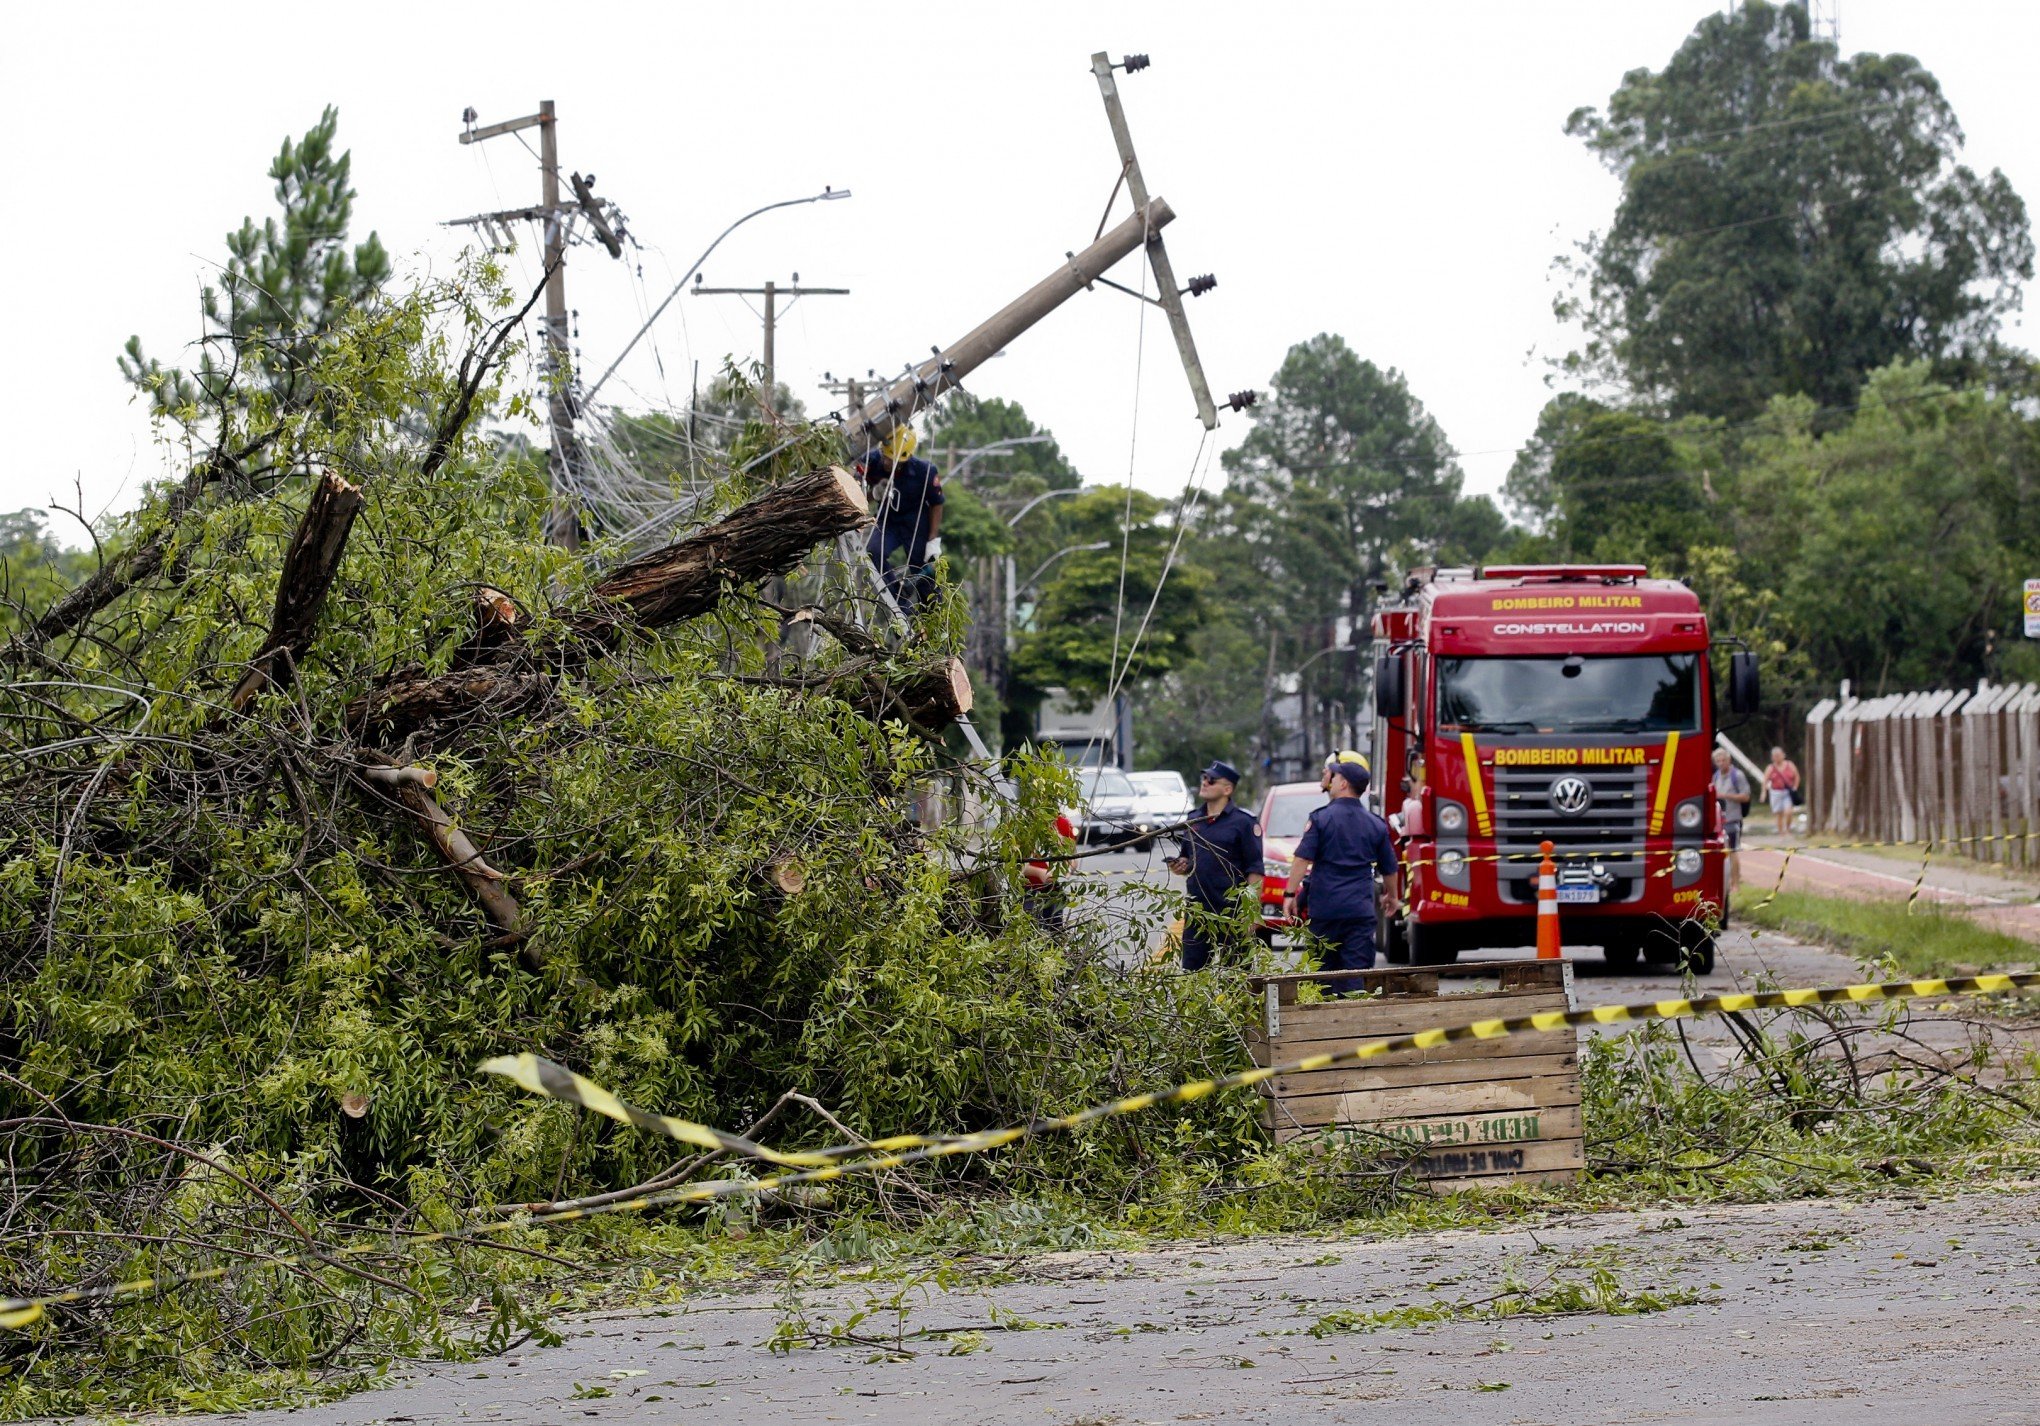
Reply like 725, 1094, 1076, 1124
1209, 335, 1502, 771
1559, 0, 2032, 420
1010, 485, 1207, 703
121, 106, 391, 424
0, 510, 94, 635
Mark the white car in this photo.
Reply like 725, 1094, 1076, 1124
1068, 766, 1146, 846
1127, 771, 1194, 837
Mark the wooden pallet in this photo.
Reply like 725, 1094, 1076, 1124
1244, 960, 1582, 1191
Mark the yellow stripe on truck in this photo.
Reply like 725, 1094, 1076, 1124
1460, 732, 1492, 836
1649, 729, 1680, 835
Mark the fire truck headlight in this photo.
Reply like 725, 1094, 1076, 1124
1438, 848, 1466, 877
1438, 801, 1468, 834
1674, 800, 1704, 831
1675, 848, 1703, 876
1263, 857, 1288, 878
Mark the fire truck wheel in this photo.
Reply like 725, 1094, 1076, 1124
1602, 939, 1641, 969
1409, 921, 1459, 965
1382, 913, 1410, 964
1677, 923, 1718, 975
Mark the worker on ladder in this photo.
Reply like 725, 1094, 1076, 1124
858, 427, 945, 611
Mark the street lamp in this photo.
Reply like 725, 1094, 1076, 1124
1294, 642, 1357, 676
1018, 541, 1111, 604
586, 186, 852, 404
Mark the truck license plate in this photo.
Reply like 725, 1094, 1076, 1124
1556, 886, 1601, 904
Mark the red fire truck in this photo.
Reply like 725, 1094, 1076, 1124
1371, 564, 1758, 972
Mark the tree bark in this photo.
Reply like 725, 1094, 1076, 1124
347, 665, 555, 744
361, 758, 537, 971
837, 656, 974, 733
572, 466, 868, 638
227, 469, 365, 712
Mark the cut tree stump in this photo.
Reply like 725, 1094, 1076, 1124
575, 466, 869, 638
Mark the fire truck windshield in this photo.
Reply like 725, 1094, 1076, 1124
1436, 653, 1702, 735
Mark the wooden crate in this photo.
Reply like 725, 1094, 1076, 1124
1244, 960, 1581, 1190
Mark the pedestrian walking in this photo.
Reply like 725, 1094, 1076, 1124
1764, 745, 1801, 834
1166, 760, 1263, 971
1712, 746, 1752, 891
1283, 757, 1400, 975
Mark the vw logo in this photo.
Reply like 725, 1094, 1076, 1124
1549, 775, 1593, 817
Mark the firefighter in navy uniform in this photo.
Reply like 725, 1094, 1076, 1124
1284, 757, 1400, 975
857, 426, 944, 610
1166, 759, 1264, 971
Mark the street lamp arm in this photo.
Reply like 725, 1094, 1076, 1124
949, 436, 1056, 482
586, 187, 850, 404
1006, 486, 1083, 528
1293, 642, 1357, 675
1017, 541, 1111, 611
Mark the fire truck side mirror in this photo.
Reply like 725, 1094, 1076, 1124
1728, 650, 1760, 715
1374, 655, 1407, 721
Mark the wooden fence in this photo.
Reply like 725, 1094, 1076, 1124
1804, 681, 2040, 866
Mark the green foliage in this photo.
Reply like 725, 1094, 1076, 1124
1503, 361, 2040, 712
1303, 1262, 1700, 1336
0, 251, 1268, 1412
1011, 486, 1207, 700
1133, 619, 1270, 775
1559, 1, 2032, 419
120, 106, 391, 421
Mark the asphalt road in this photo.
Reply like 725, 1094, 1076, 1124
196, 1189, 2040, 1426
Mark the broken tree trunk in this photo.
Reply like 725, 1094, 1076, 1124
228, 470, 366, 712
573, 465, 869, 637
349, 466, 872, 743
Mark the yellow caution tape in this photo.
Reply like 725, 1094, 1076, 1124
5, 969, 2035, 1332
477, 1054, 835, 1168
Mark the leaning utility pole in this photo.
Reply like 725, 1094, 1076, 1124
839, 52, 1250, 455
451, 101, 625, 548
1090, 51, 1219, 430
691, 276, 850, 413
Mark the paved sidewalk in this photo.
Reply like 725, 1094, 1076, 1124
1741, 834, 2040, 945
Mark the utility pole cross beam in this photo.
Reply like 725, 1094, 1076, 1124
690, 280, 851, 413
451, 101, 626, 549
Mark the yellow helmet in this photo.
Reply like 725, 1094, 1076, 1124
881, 426, 919, 463
1324, 750, 1368, 772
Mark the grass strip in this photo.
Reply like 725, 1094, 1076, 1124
1739, 887, 2036, 974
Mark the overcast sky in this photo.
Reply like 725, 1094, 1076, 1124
6, 2, 2037, 535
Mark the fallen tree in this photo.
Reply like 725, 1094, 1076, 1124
0, 262, 1248, 1414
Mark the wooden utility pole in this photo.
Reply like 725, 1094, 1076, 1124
839, 198, 1175, 453
691, 277, 850, 412
452, 101, 625, 549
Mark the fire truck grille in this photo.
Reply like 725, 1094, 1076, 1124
1491, 765, 1649, 862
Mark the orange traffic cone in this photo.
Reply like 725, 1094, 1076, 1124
1536, 839, 1562, 960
